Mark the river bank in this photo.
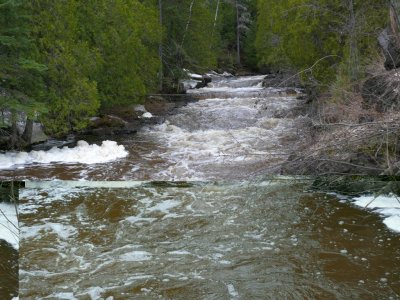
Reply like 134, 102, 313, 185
281, 95, 400, 176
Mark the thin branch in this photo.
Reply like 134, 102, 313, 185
277, 55, 342, 87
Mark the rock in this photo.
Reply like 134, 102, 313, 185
362, 70, 400, 112
262, 73, 302, 88
178, 69, 213, 93
378, 27, 400, 70
31, 122, 48, 144
89, 115, 127, 129
178, 79, 204, 93
144, 96, 176, 115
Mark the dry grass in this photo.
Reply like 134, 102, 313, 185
281, 56, 400, 176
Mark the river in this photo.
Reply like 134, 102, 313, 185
0, 75, 309, 181
19, 180, 399, 299
3, 75, 400, 299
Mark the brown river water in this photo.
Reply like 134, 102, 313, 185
19, 180, 399, 299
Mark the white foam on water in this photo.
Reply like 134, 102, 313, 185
22, 222, 77, 240
0, 202, 19, 250
0, 140, 128, 169
227, 283, 239, 298
352, 194, 400, 233
86, 286, 105, 300
141, 112, 153, 118
119, 251, 152, 262
46, 292, 78, 300
148, 199, 180, 213
188, 86, 264, 93
168, 250, 191, 255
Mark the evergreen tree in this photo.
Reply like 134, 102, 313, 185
31, 0, 100, 134
0, 0, 46, 148
81, 0, 161, 106
256, 0, 388, 84
160, 0, 219, 88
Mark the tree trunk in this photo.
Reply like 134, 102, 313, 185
158, 0, 163, 91
348, 0, 359, 81
181, 0, 195, 47
235, 0, 241, 66
212, 0, 220, 36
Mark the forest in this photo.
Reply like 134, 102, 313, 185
0, 0, 396, 147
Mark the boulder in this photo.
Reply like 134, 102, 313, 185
378, 27, 400, 70
144, 96, 176, 115
262, 73, 302, 88
362, 70, 400, 112
30, 122, 48, 144
178, 70, 213, 93
89, 115, 127, 129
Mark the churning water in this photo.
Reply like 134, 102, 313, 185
5, 76, 400, 299
0, 75, 308, 181
19, 180, 400, 299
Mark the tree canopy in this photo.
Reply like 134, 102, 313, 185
0, 0, 391, 141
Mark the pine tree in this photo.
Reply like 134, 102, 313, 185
0, 0, 46, 148
31, 0, 100, 134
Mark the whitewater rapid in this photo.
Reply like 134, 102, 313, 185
0, 140, 128, 169
0, 74, 308, 180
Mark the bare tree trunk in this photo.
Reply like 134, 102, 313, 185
158, 0, 163, 91
213, 0, 220, 34
348, 0, 359, 81
236, 0, 241, 66
181, 0, 195, 47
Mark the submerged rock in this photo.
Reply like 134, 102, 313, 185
145, 96, 176, 115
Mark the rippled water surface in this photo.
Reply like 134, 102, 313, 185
0, 75, 308, 181
20, 180, 400, 299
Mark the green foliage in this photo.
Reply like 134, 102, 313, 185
31, 0, 100, 134
80, 0, 161, 106
256, 0, 388, 84
0, 0, 46, 124
31, 0, 161, 134
160, 0, 219, 85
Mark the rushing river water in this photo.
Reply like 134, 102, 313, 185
2, 76, 400, 299
20, 180, 399, 299
0, 75, 309, 181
